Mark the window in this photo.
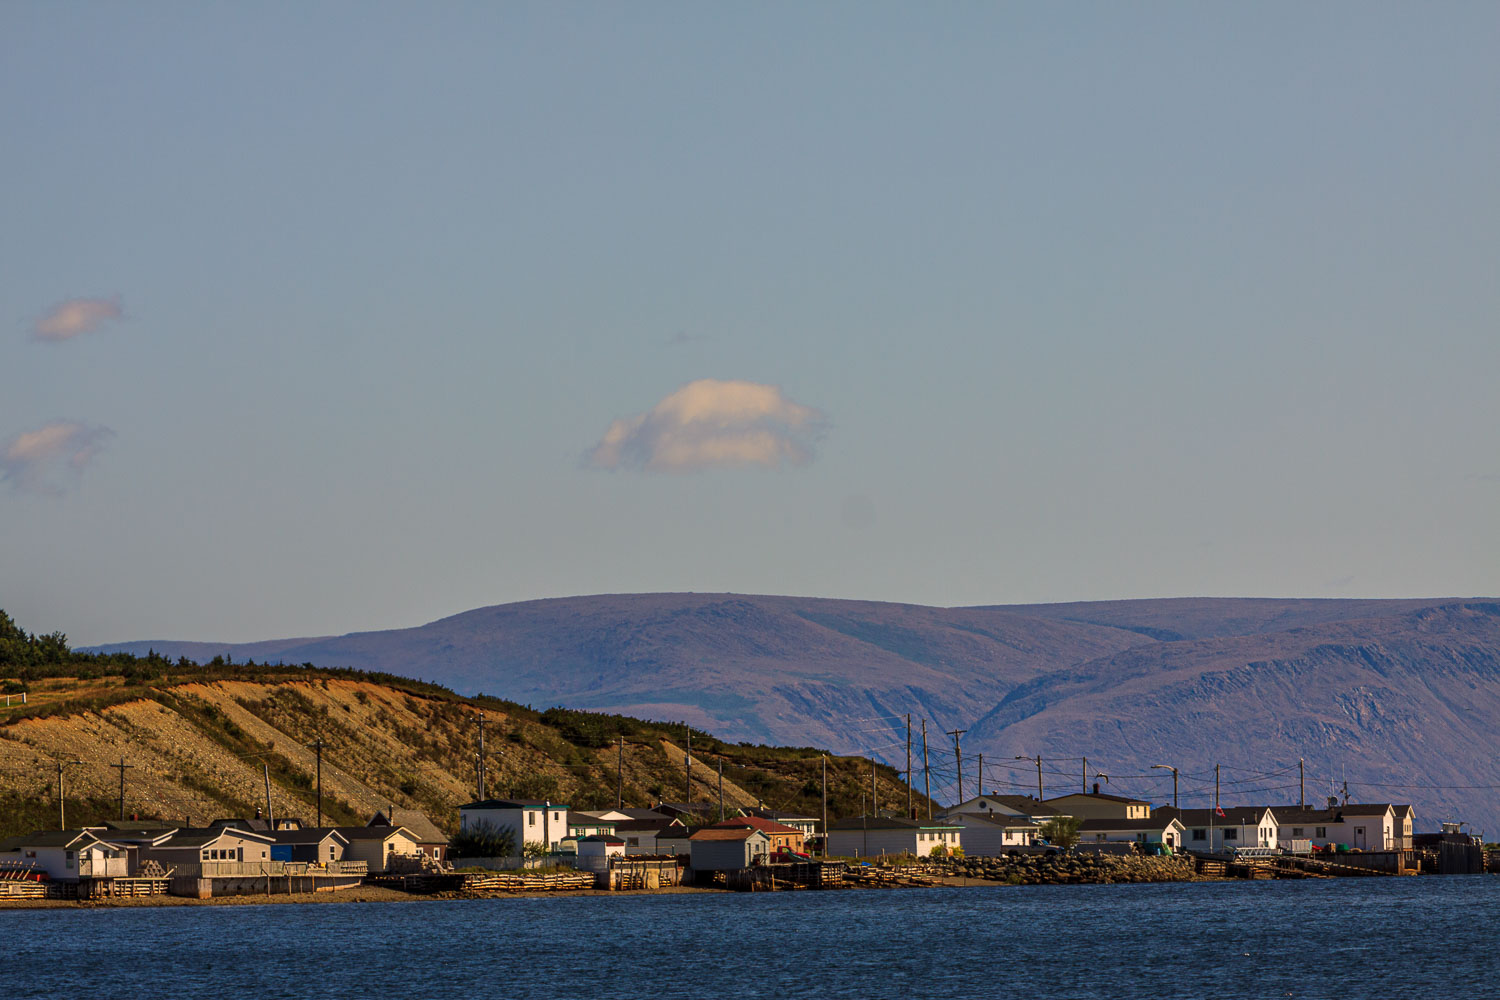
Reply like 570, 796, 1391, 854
528, 812, 538, 826
1224, 830, 1238, 841
1315, 827, 1327, 838
1192, 829, 1206, 841
329, 846, 336, 859
1291, 827, 1303, 837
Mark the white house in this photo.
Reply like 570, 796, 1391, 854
941, 794, 1068, 824
1274, 804, 1399, 852
0, 829, 128, 880
952, 813, 1041, 855
1076, 816, 1187, 850
459, 799, 570, 853
826, 817, 963, 859
1158, 806, 1279, 853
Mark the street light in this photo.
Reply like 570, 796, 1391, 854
1152, 764, 1179, 809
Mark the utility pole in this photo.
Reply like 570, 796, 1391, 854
905, 714, 912, 819
263, 761, 275, 826
1019, 754, 1042, 799
977, 753, 984, 796
821, 754, 827, 858
1341, 779, 1349, 807
1082, 756, 1088, 794
921, 720, 931, 820
307, 738, 326, 827
718, 759, 725, 822
617, 736, 624, 809
684, 726, 692, 805
1299, 758, 1305, 809
946, 729, 966, 805
870, 758, 877, 818
1153, 764, 1178, 809
55, 759, 82, 830
110, 757, 133, 821
476, 711, 486, 800
1211, 763, 1219, 853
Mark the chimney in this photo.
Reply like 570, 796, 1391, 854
255, 806, 263, 820
1093, 783, 1100, 795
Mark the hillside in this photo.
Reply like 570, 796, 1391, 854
0, 616, 920, 840
86, 594, 1500, 834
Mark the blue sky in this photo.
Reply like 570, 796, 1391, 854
3, 2, 1497, 644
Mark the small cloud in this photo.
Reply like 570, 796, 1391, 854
1, 421, 113, 494
33, 296, 123, 341
587, 379, 827, 472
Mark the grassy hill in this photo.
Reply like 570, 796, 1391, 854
0, 611, 923, 839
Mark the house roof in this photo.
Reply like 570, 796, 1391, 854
101, 819, 177, 833
1077, 817, 1182, 832
1394, 804, 1414, 818
1157, 806, 1275, 827
958, 813, 1041, 831
270, 829, 350, 846
611, 818, 687, 835
688, 827, 766, 842
1047, 792, 1150, 806
154, 827, 276, 849
332, 825, 416, 843
1341, 803, 1394, 816
828, 817, 962, 832
369, 808, 446, 844
1269, 807, 1341, 826
953, 794, 1064, 817
0, 829, 116, 852
578, 835, 626, 844
460, 799, 570, 811
742, 807, 818, 824
710, 817, 802, 836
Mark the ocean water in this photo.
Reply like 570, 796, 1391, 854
4, 878, 1497, 998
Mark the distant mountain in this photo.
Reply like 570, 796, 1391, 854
90, 594, 1500, 834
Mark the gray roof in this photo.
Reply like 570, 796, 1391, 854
270, 829, 350, 846
1077, 816, 1181, 832
0, 829, 113, 851
1157, 806, 1276, 827
959, 813, 1041, 831
829, 817, 963, 832
154, 827, 276, 849
332, 825, 416, 843
368, 808, 446, 844
461, 799, 570, 811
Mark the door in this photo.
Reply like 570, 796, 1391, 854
1353, 826, 1366, 850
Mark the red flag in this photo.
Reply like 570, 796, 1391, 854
1215, 805, 1226, 818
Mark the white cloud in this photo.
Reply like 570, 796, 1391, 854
33, 296, 123, 341
1, 421, 113, 494
587, 379, 828, 472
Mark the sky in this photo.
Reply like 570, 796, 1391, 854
3, 2, 1498, 646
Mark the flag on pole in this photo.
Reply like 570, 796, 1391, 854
1215, 805, 1226, 818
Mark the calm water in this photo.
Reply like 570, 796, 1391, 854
5, 878, 1499, 998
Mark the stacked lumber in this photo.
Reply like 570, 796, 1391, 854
460, 871, 595, 893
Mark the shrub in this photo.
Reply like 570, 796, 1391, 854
451, 820, 517, 858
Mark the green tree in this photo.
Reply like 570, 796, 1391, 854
449, 820, 517, 859
1039, 815, 1082, 849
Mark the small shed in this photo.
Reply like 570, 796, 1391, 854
575, 835, 626, 873
688, 827, 770, 872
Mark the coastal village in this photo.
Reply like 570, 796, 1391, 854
0, 780, 1488, 902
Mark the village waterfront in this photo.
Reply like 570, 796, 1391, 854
5, 877, 1499, 998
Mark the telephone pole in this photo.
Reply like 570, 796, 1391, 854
821, 754, 828, 857
110, 757, 134, 821
1082, 756, 1088, 794
55, 759, 83, 829
977, 753, 984, 797
684, 726, 692, 804
946, 729, 966, 804
1299, 757, 1305, 809
476, 711, 486, 800
617, 736, 624, 809
905, 714, 912, 819
263, 761, 275, 826
1211, 762, 1219, 852
921, 719, 931, 820
870, 758, 877, 818
718, 759, 725, 822
306, 738, 326, 827
1018, 753, 1042, 799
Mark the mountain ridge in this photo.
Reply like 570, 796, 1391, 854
86, 593, 1500, 832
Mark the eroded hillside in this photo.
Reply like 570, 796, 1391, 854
0, 675, 918, 839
